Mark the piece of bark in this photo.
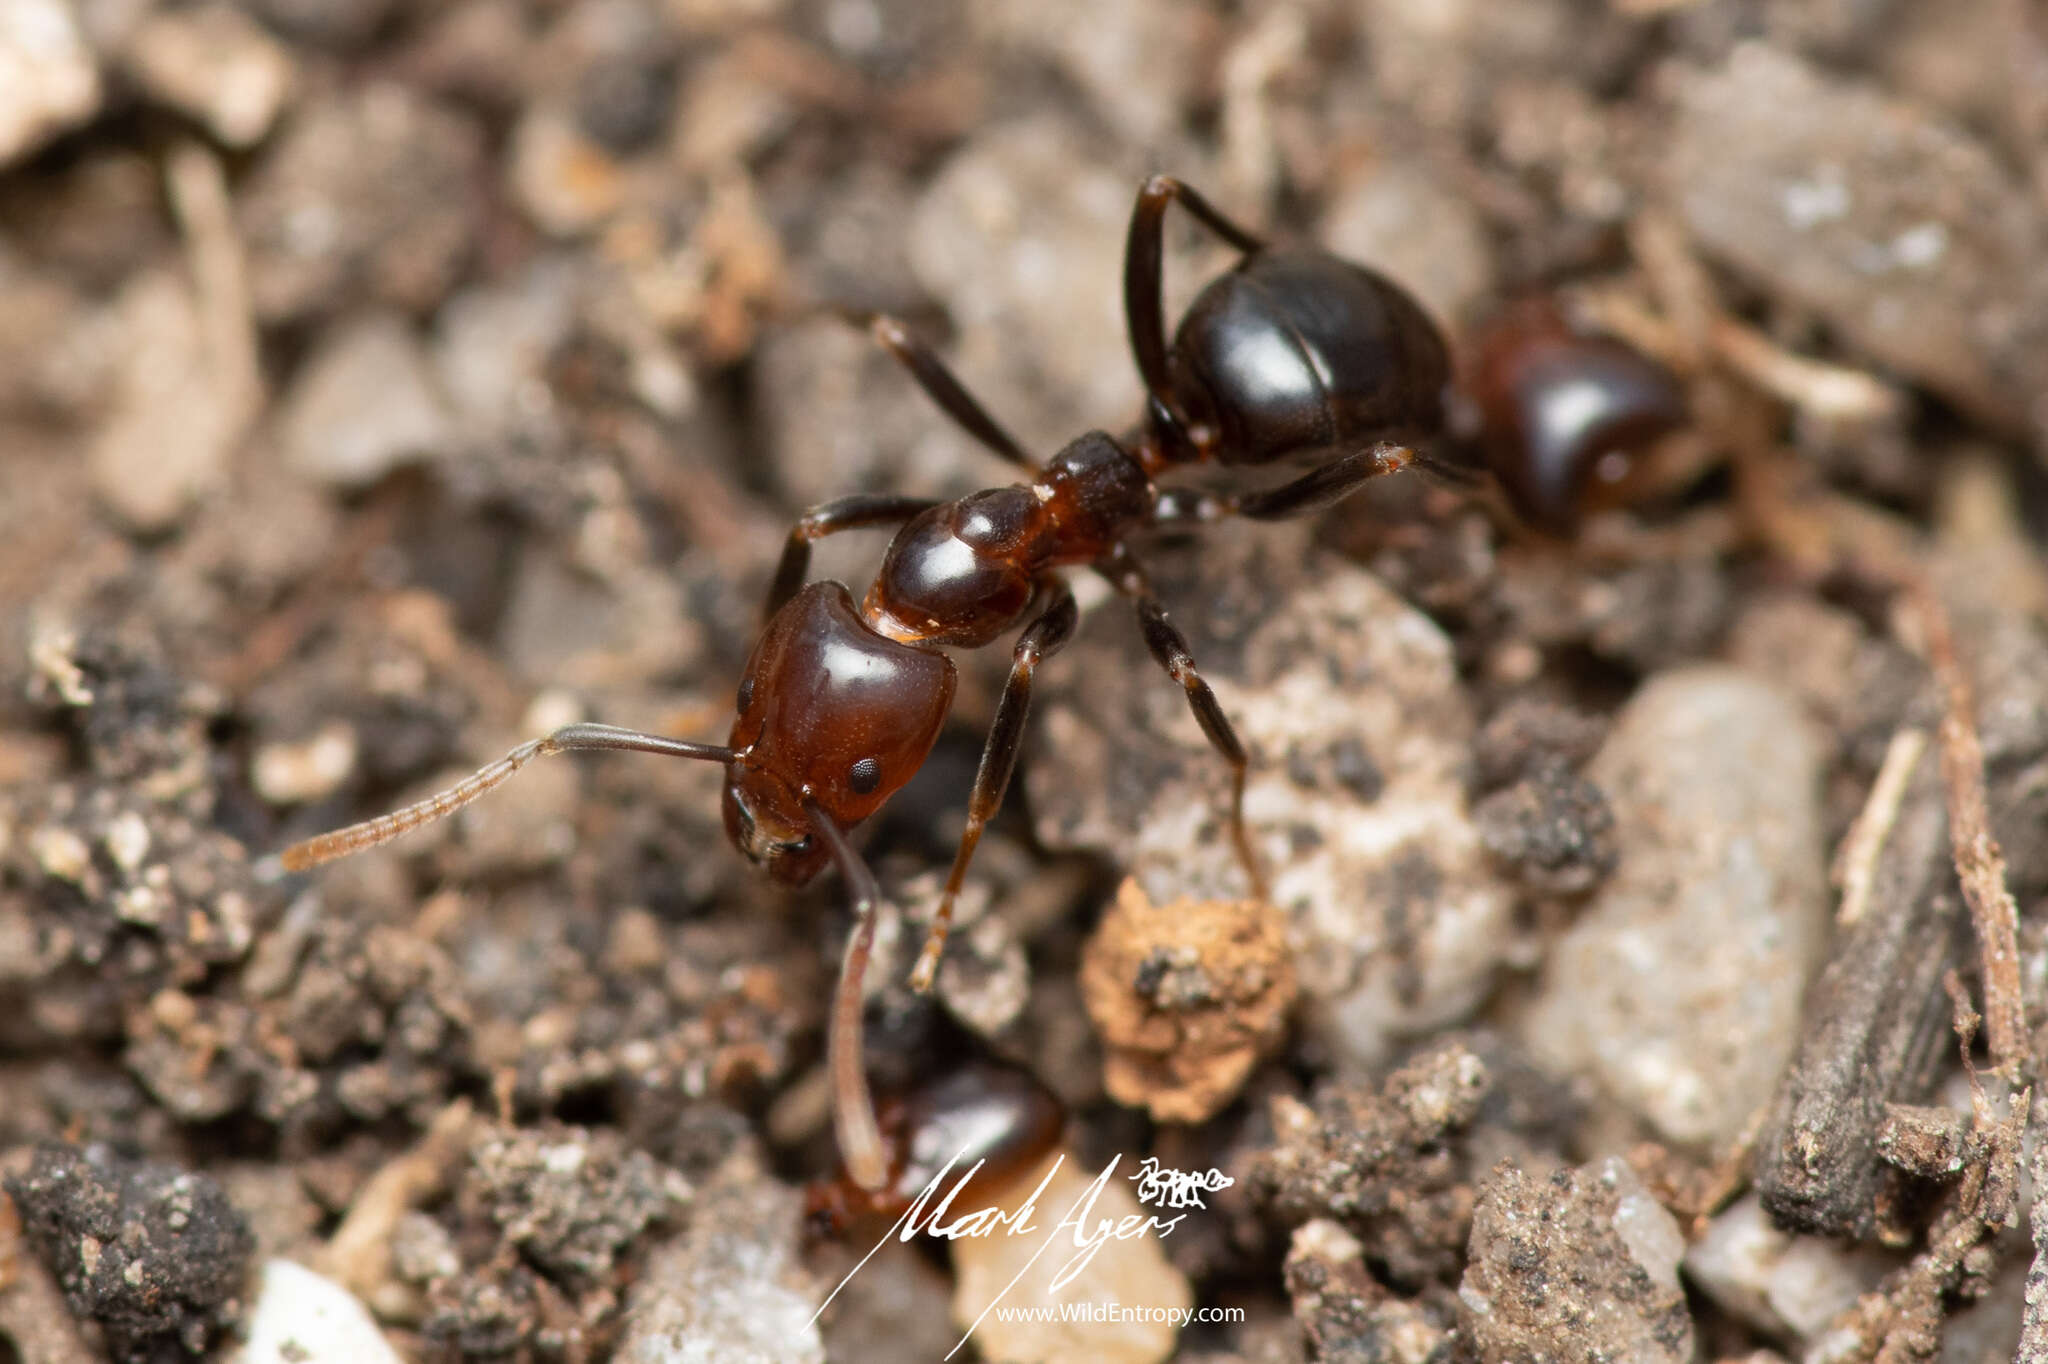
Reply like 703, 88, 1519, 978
1753, 748, 1965, 1238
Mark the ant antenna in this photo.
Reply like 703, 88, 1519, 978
809, 796, 890, 1192
276, 723, 735, 872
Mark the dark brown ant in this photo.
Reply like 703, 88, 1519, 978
1464, 297, 1687, 535
803, 1063, 1065, 1239
277, 176, 1451, 1191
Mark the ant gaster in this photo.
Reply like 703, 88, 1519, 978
1464, 297, 1686, 535
278, 176, 1452, 1191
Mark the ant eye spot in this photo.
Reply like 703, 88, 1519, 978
849, 757, 882, 795
736, 676, 755, 712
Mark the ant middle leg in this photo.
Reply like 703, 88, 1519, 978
766, 494, 939, 623
910, 579, 1079, 993
1231, 442, 1416, 520
834, 307, 1037, 472
1123, 176, 1265, 430
1099, 549, 1270, 901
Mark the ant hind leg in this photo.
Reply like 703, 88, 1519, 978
1100, 551, 1270, 902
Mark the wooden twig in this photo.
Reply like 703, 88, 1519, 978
2020, 1092, 2048, 1362
1755, 743, 1964, 1237
1832, 728, 1928, 929
1904, 578, 2028, 1080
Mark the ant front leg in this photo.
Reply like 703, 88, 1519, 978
807, 795, 894, 1191
911, 580, 1079, 993
1123, 176, 1265, 432
765, 494, 939, 624
834, 308, 1038, 473
1098, 548, 1270, 902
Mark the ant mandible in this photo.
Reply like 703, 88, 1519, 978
276, 176, 1451, 1191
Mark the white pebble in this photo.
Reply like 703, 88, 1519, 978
238, 1259, 403, 1364
0, 0, 100, 166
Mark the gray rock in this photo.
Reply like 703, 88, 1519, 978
618, 1157, 823, 1364
753, 318, 995, 509
1028, 523, 1516, 1070
238, 84, 485, 322
1682, 1193, 1892, 1344
0, 0, 100, 167
1459, 1156, 1693, 1364
89, 269, 248, 533
969, 0, 1200, 147
1319, 160, 1492, 331
907, 118, 1144, 455
1667, 44, 2048, 444
430, 258, 582, 435
280, 311, 453, 489
1523, 666, 1829, 1148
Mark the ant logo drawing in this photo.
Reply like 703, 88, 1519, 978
274, 175, 1459, 1186
1130, 1156, 1234, 1211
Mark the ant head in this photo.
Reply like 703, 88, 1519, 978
723, 582, 957, 884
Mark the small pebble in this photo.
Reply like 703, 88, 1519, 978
1031, 526, 1515, 1070
431, 260, 582, 433
1459, 1156, 1692, 1364
251, 723, 360, 806
1284, 1219, 1447, 1363
908, 117, 1140, 451
1320, 159, 1492, 331
238, 1259, 403, 1364
280, 311, 453, 489
970, 0, 1198, 146
875, 871, 1031, 1040
617, 1157, 823, 1364
1523, 666, 1828, 1147
1080, 878, 1295, 1123
508, 105, 630, 237
949, 1149, 1193, 1364
0, 0, 100, 166
31, 824, 92, 883
90, 270, 246, 533
123, 5, 297, 147
1683, 1194, 1891, 1344
237, 84, 484, 321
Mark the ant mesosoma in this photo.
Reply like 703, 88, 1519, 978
277, 176, 1451, 1191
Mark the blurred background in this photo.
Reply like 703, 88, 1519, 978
0, 0, 2045, 1360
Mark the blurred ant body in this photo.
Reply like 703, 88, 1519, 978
280, 175, 1459, 1189
803, 1063, 1064, 1238
1464, 297, 1688, 535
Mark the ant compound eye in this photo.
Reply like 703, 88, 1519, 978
736, 676, 755, 712
848, 757, 883, 796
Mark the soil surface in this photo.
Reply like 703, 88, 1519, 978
0, 1, 2044, 1362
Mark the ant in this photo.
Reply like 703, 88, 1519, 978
803, 1062, 1064, 1238
277, 175, 1451, 1191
